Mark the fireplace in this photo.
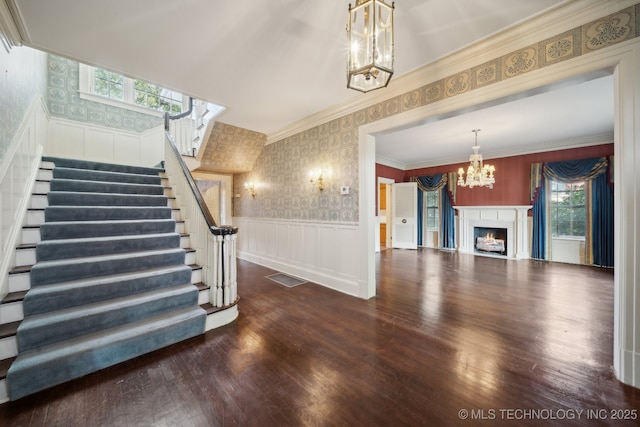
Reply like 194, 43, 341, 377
454, 206, 532, 259
474, 227, 507, 256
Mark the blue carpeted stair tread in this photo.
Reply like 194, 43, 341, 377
7, 306, 205, 400
47, 191, 168, 207
23, 264, 194, 316
18, 284, 198, 352
40, 219, 177, 240
42, 156, 164, 176
49, 178, 165, 195
30, 248, 186, 286
7, 156, 206, 401
45, 206, 172, 222
36, 232, 181, 261
52, 167, 162, 185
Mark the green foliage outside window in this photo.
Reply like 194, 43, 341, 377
550, 181, 586, 237
94, 68, 182, 114
94, 69, 124, 101
134, 80, 182, 114
425, 191, 439, 230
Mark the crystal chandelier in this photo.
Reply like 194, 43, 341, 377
457, 129, 496, 189
347, 0, 395, 93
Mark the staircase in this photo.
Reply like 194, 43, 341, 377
0, 157, 208, 401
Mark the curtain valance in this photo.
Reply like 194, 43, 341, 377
411, 174, 447, 192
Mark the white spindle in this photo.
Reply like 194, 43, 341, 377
164, 134, 238, 309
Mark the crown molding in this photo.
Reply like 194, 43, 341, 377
403, 132, 614, 171
0, 0, 24, 50
266, 0, 636, 146
375, 155, 407, 171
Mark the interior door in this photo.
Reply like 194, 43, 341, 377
391, 182, 418, 249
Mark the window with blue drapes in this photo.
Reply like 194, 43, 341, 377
411, 173, 456, 249
530, 156, 613, 266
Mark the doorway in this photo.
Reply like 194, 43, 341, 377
377, 177, 394, 252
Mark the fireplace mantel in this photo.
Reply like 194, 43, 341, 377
454, 206, 532, 259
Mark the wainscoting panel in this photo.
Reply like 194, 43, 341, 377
0, 97, 47, 299
47, 118, 164, 167
234, 217, 361, 297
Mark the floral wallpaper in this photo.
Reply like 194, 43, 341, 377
47, 55, 162, 132
234, 120, 359, 222
0, 46, 47, 162
234, 3, 640, 223
199, 122, 266, 173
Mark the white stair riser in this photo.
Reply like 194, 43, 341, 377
25, 210, 44, 226
0, 336, 17, 360
14, 248, 35, 266
8, 273, 29, 293
34, 181, 49, 193
192, 269, 202, 283
0, 302, 23, 324
0, 378, 8, 404
37, 168, 53, 181
29, 194, 47, 209
198, 289, 209, 305
20, 228, 41, 245
180, 235, 190, 248
185, 251, 195, 265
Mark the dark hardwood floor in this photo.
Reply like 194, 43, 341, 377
1, 248, 638, 426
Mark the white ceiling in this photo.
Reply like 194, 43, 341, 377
375, 73, 614, 169
9, 0, 612, 168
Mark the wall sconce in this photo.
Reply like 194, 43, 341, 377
308, 169, 325, 191
245, 181, 256, 198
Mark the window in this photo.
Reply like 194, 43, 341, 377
550, 181, 586, 237
79, 64, 185, 116
425, 190, 439, 231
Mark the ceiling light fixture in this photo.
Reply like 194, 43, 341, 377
347, 0, 395, 93
457, 129, 496, 189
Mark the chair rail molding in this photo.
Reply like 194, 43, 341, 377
233, 217, 361, 297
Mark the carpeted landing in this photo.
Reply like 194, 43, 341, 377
6, 156, 205, 401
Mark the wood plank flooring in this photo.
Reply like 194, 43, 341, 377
1, 248, 639, 426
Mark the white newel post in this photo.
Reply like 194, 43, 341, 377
211, 226, 238, 307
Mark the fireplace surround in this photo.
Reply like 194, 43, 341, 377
454, 206, 531, 259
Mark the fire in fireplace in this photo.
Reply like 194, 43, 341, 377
474, 227, 507, 256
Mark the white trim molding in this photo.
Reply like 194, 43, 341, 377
0, 0, 24, 51
0, 96, 48, 300
47, 117, 165, 167
233, 217, 361, 297
455, 206, 532, 259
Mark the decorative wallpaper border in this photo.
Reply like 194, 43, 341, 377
235, 3, 640, 223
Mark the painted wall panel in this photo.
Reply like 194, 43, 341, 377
47, 118, 164, 167
234, 217, 360, 296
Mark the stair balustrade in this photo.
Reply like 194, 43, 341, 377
165, 98, 219, 158
163, 130, 238, 308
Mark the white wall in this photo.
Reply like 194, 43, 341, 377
47, 117, 164, 167
233, 217, 361, 297
0, 97, 48, 299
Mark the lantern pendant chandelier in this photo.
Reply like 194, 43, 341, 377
457, 129, 496, 189
347, 0, 395, 93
